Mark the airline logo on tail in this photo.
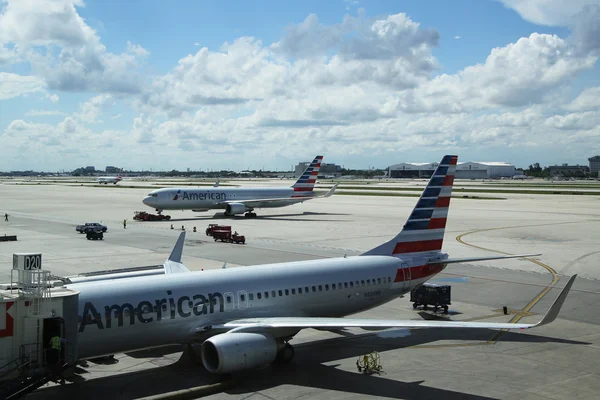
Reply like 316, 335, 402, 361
394, 155, 457, 255
292, 155, 323, 192
362, 154, 457, 259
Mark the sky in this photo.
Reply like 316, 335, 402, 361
1, 0, 599, 172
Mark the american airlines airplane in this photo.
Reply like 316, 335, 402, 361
97, 170, 123, 184
64, 154, 576, 375
141, 155, 338, 218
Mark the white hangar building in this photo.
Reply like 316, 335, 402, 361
387, 161, 515, 179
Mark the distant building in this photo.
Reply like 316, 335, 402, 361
84, 166, 96, 173
295, 161, 341, 177
547, 164, 589, 177
105, 166, 120, 173
589, 156, 600, 175
387, 161, 515, 179
386, 162, 438, 178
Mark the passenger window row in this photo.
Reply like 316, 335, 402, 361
224, 277, 392, 304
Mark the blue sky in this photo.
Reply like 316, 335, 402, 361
1, 0, 599, 171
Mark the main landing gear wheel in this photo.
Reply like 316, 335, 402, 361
244, 212, 257, 218
275, 343, 295, 364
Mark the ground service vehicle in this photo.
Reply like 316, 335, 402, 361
206, 224, 231, 236
133, 211, 171, 221
212, 229, 245, 244
86, 231, 104, 240
410, 283, 451, 313
76, 222, 107, 233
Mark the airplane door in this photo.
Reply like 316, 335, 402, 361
223, 292, 235, 312
401, 263, 411, 291
237, 291, 248, 310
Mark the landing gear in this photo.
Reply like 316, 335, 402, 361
274, 343, 295, 364
155, 209, 163, 215
244, 212, 257, 218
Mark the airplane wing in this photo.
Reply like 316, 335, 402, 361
207, 275, 576, 333
218, 184, 338, 208
218, 187, 338, 208
220, 197, 310, 208
427, 253, 542, 265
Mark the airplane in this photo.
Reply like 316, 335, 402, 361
64, 154, 576, 376
141, 155, 338, 218
97, 169, 123, 184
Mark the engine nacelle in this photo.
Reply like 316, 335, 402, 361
201, 332, 278, 374
225, 203, 248, 215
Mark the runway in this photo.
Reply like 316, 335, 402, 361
1, 178, 598, 399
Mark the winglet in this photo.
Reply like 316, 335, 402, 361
322, 183, 338, 198
164, 232, 190, 274
534, 274, 577, 327
168, 232, 186, 263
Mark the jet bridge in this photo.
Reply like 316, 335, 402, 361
0, 253, 79, 399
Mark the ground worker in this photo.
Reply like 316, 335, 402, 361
123, 219, 127, 229
4, 213, 7, 222
49, 335, 65, 366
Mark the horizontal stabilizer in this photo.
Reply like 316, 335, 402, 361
212, 275, 576, 333
427, 253, 542, 265
321, 183, 338, 198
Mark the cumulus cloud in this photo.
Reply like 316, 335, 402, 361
0, 41, 18, 64
498, 0, 600, 26
273, 13, 439, 61
565, 86, 600, 112
396, 33, 597, 112
74, 94, 114, 123
2, 3, 600, 170
25, 109, 67, 117
0, 72, 46, 100
499, 1, 600, 55
0, 0, 149, 94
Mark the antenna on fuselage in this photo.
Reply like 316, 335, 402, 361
222, 262, 227, 269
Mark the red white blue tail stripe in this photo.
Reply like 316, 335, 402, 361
362, 155, 457, 258
292, 155, 323, 192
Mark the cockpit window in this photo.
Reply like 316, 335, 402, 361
147, 193, 158, 197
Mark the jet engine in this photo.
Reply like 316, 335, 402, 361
201, 332, 278, 374
225, 203, 247, 215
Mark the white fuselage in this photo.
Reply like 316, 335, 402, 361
97, 177, 121, 183
66, 255, 446, 359
142, 187, 313, 211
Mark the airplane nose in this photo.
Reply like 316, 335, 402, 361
142, 196, 152, 206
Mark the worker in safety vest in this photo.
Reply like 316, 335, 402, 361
49, 335, 65, 365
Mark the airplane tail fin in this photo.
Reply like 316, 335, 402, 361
292, 155, 323, 192
362, 155, 458, 258
164, 232, 190, 274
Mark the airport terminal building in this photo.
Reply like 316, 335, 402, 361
387, 161, 516, 179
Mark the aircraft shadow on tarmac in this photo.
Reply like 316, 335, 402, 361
31, 329, 590, 400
